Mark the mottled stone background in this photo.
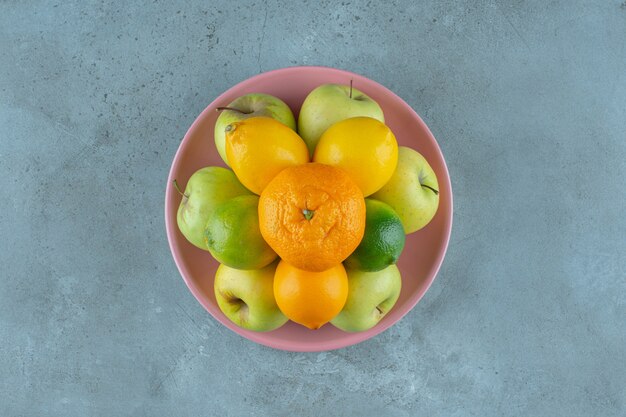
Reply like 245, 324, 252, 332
1, 1, 624, 416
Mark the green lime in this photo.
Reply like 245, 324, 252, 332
344, 199, 405, 272
204, 195, 277, 269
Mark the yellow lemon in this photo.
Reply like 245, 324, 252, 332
225, 117, 309, 194
313, 117, 398, 196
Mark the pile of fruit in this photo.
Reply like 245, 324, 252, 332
175, 83, 440, 332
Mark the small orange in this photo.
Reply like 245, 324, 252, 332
259, 163, 366, 272
273, 260, 348, 329
313, 116, 398, 197
225, 117, 309, 194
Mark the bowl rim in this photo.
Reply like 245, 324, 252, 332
164, 65, 453, 351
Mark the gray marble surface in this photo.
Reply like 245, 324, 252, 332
1, 1, 625, 416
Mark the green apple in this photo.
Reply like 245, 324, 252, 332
371, 146, 439, 234
214, 93, 296, 166
214, 261, 288, 332
175, 167, 252, 250
297, 83, 384, 155
331, 264, 402, 332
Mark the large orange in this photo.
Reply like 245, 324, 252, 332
259, 163, 366, 272
273, 260, 348, 330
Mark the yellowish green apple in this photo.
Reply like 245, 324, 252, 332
214, 93, 296, 166
297, 83, 384, 155
331, 264, 402, 332
214, 262, 288, 332
371, 146, 439, 234
175, 167, 252, 250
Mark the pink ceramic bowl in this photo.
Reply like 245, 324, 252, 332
165, 66, 453, 351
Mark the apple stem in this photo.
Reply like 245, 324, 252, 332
349, 79, 353, 99
172, 179, 188, 198
421, 184, 439, 195
215, 106, 252, 115
376, 306, 383, 315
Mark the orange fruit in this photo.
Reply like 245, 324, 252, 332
259, 163, 366, 272
313, 116, 398, 196
225, 117, 309, 194
273, 260, 348, 329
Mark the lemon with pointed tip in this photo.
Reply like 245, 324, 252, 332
225, 117, 309, 194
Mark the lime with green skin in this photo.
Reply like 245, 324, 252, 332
344, 199, 405, 272
204, 195, 277, 270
